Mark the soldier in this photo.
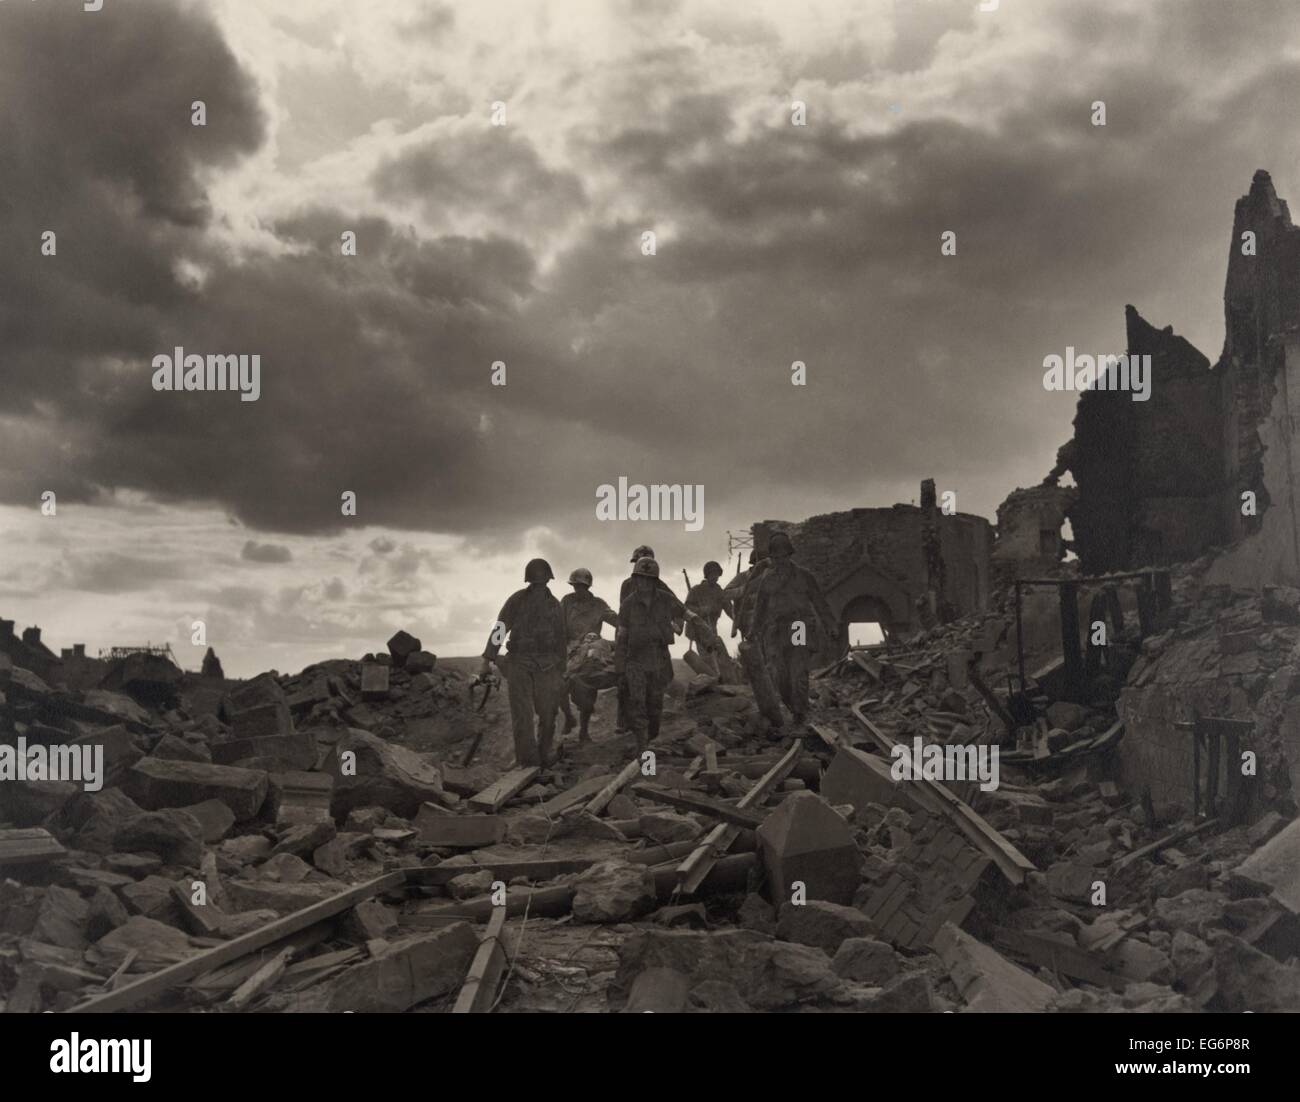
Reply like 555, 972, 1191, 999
729, 548, 784, 726
685, 560, 728, 642
615, 558, 676, 753
559, 567, 618, 743
477, 558, 566, 767
616, 544, 686, 735
751, 532, 837, 725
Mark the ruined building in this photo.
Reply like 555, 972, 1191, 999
752, 482, 994, 656
1058, 170, 1300, 587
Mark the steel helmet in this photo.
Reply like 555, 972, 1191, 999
524, 558, 555, 583
630, 545, 655, 563
632, 556, 660, 578
703, 560, 723, 579
568, 567, 593, 587
768, 532, 794, 557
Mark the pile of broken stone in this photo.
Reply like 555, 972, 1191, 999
2, 595, 1298, 1013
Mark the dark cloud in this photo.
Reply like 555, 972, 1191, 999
1, 0, 1297, 557
241, 540, 293, 564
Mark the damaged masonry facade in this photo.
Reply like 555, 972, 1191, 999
5, 173, 1300, 1018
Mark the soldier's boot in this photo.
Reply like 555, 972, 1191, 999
578, 711, 591, 744
647, 715, 661, 745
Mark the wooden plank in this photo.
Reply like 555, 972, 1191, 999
535, 774, 614, 817
452, 906, 508, 1013
68, 871, 406, 1013
468, 767, 540, 813
1114, 818, 1219, 871
631, 783, 766, 829
228, 947, 292, 1011
0, 827, 66, 867
676, 740, 801, 894
583, 759, 640, 816
406, 856, 597, 886
415, 807, 504, 847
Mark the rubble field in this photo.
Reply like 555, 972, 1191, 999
3, 577, 1299, 1015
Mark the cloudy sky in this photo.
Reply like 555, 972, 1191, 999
1, 0, 1297, 676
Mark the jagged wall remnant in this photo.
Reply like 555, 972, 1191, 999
1056, 170, 1300, 587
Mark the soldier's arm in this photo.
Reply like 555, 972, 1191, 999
600, 599, 619, 629
613, 602, 630, 672
483, 592, 519, 660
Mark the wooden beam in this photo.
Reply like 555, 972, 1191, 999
407, 857, 597, 887
676, 740, 801, 894
452, 906, 508, 1013
582, 759, 640, 816
1115, 818, 1219, 871
467, 767, 540, 813
228, 948, 292, 1011
535, 774, 614, 817
68, 871, 406, 1013
851, 702, 1036, 886
994, 929, 1126, 991
632, 783, 766, 829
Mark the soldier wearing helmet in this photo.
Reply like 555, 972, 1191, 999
558, 567, 618, 743
615, 557, 678, 753
685, 559, 731, 662
751, 531, 837, 725
615, 545, 689, 737
478, 558, 566, 767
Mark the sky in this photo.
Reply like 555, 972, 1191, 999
2, 0, 1299, 677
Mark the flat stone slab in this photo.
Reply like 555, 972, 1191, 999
1235, 817, 1300, 914
126, 757, 268, 820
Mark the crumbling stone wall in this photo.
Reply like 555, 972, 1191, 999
1062, 171, 1300, 584
752, 500, 993, 640
991, 483, 1076, 585
1068, 307, 1223, 573
1117, 580, 1298, 816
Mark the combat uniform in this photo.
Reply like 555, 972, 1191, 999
616, 576, 685, 731
483, 584, 566, 766
615, 584, 677, 751
560, 589, 617, 738
752, 561, 835, 723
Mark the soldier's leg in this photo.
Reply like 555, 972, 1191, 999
645, 664, 667, 744
571, 680, 597, 742
788, 643, 811, 722
561, 681, 576, 734
533, 666, 563, 766
624, 663, 650, 752
504, 661, 540, 766
616, 676, 629, 734
739, 638, 784, 727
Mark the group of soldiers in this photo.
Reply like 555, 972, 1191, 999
477, 535, 838, 768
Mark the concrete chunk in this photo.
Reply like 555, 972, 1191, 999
360, 663, 390, 701
821, 746, 919, 815
386, 631, 422, 668
1234, 817, 1300, 914
127, 757, 269, 820
933, 922, 1054, 1012
756, 794, 862, 905
324, 923, 479, 1012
